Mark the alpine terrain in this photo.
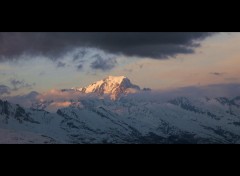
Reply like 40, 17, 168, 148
1, 76, 240, 144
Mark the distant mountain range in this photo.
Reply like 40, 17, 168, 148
0, 76, 240, 144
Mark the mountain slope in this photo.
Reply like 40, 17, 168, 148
55, 96, 240, 143
1, 95, 240, 143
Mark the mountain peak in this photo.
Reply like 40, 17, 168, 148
102, 76, 131, 86
80, 76, 141, 100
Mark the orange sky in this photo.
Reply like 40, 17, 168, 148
111, 32, 240, 90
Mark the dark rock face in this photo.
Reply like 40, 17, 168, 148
0, 100, 39, 124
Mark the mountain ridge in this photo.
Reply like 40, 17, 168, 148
1, 94, 240, 143
67, 76, 143, 100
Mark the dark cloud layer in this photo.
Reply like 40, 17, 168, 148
0, 32, 216, 60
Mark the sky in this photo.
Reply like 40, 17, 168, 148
0, 32, 239, 97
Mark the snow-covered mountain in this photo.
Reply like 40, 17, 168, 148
67, 76, 142, 100
1, 76, 240, 144
1, 95, 240, 144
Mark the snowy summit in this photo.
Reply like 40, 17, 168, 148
74, 76, 141, 100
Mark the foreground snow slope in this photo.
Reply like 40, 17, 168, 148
1, 95, 240, 144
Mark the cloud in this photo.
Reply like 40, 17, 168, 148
161, 83, 240, 98
57, 61, 66, 68
76, 64, 83, 71
38, 89, 81, 102
46, 101, 73, 112
124, 83, 240, 102
72, 49, 87, 61
0, 85, 11, 95
32, 89, 84, 112
90, 55, 117, 71
0, 72, 6, 76
210, 72, 225, 76
6, 91, 40, 107
0, 32, 216, 60
4, 82, 240, 112
6, 89, 82, 110
39, 71, 46, 76
225, 77, 239, 81
124, 68, 133, 73
10, 79, 35, 91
